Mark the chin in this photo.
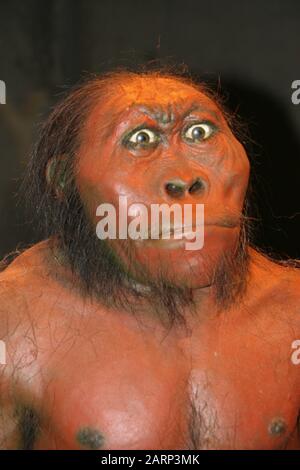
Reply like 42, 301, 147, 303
118, 226, 241, 289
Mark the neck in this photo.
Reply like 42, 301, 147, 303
49, 232, 250, 330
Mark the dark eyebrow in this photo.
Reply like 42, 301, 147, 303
127, 103, 221, 126
181, 103, 221, 122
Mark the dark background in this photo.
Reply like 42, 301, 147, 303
0, 0, 299, 259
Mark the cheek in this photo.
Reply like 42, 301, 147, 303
225, 140, 250, 201
209, 135, 250, 208
225, 132, 249, 173
77, 150, 158, 217
75, 163, 150, 235
75, 142, 124, 210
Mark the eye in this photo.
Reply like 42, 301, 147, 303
126, 128, 160, 148
183, 122, 215, 142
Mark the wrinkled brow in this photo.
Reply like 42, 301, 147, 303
128, 102, 222, 127
91, 100, 223, 143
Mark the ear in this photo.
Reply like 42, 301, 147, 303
45, 155, 69, 199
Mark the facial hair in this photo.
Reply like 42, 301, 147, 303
51, 181, 250, 328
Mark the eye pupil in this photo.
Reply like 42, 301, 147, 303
192, 126, 205, 140
136, 131, 149, 143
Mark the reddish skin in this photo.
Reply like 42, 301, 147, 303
0, 76, 300, 449
77, 77, 249, 287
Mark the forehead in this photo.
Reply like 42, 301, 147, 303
112, 76, 217, 109
102, 76, 222, 116
116, 76, 204, 100
82, 76, 225, 142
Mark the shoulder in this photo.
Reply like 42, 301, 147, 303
0, 239, 90, 344
0, 243, 54, 449
246, 249, 300, 392
0, 240, 61, 336
247, 247, 300, 329
0, 240, 79, 386
248, 247, 300, 299
0, 240, 54, 285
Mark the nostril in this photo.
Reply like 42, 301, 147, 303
188, 178, 206, 195
165, 180, 187, 198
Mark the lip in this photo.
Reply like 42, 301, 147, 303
160, 225, 202, 239
132, 221, 239, 250
204, 215, 240, 229
148, 218, 239, 239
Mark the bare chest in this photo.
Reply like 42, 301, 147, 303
18, 305, 300, 450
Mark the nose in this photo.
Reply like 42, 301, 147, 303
164, 177, 207, 199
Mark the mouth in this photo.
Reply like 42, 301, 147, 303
206, 217, 240, 229
129, 217, 239, 251
159, 225, 202, 239
148, 216, 240, 240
